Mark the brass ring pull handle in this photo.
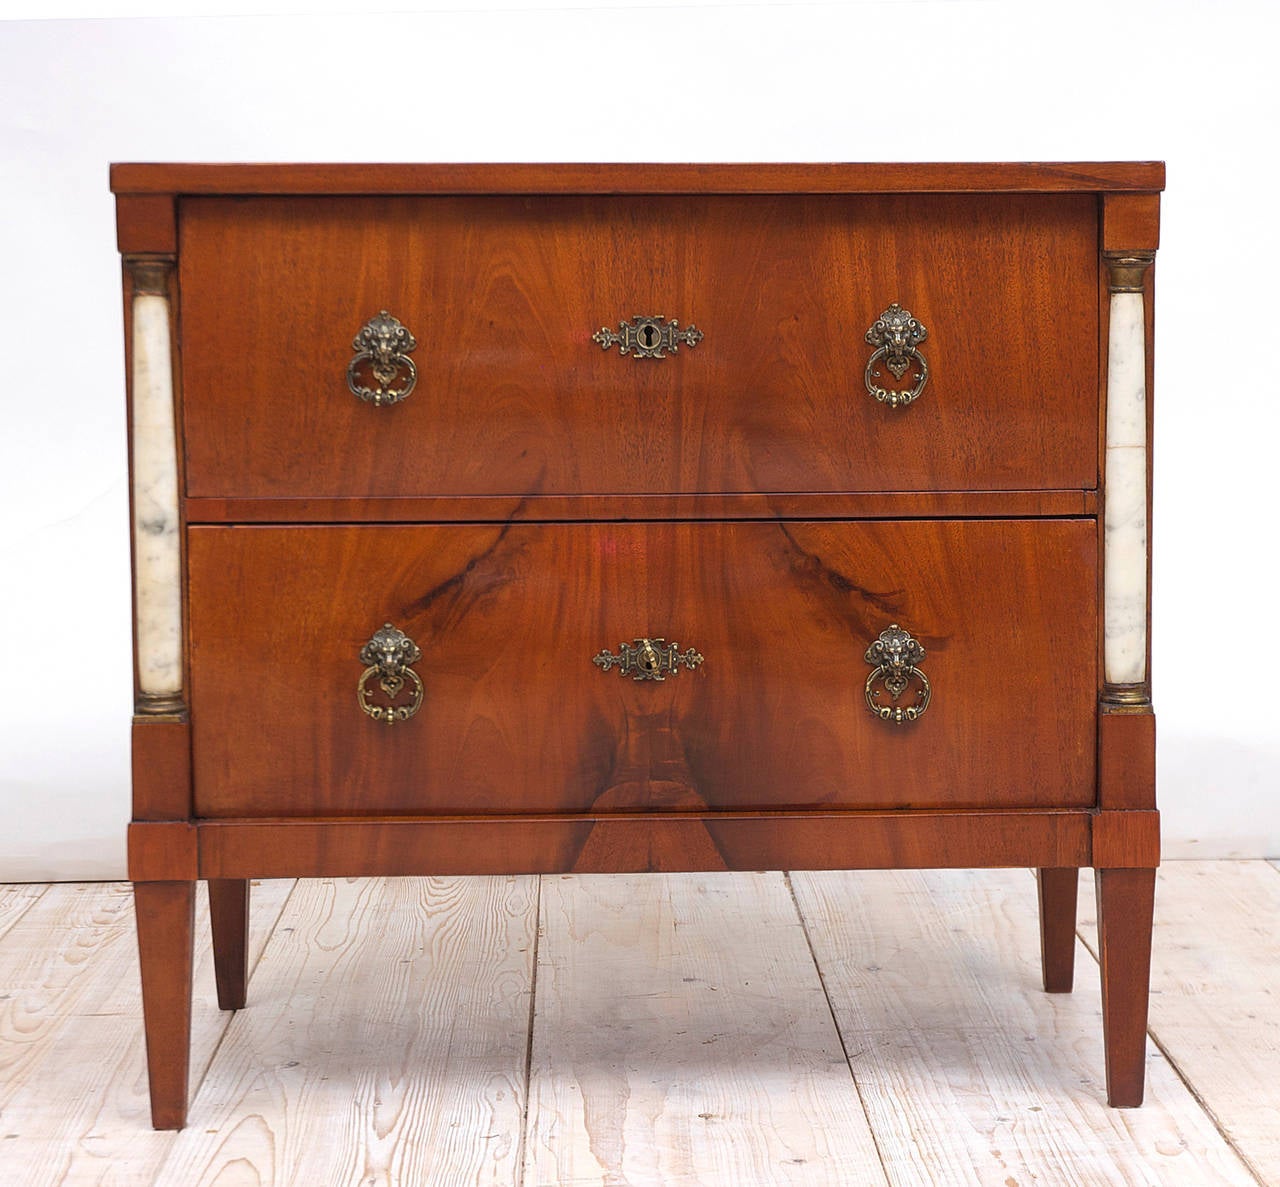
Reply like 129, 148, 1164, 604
864, 624, 930, 724
593, 316, 703, 359
864, 303, 929, 409
348, 311, 418, 406
593, 637, 704, 681
357, 623, 423, 724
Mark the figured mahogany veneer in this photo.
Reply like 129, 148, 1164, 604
179, 193, 1097, 498
116, 162, 1162, 1128
187, 519, 1096, 817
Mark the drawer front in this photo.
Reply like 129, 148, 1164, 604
179, 194, 1098, 498
188, 520, 1097, 817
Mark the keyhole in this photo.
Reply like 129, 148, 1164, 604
640, 643, 659, 671
640, 323, 659, 348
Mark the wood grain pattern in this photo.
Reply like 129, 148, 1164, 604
196, 811, 1092, 880
150, 876, 536, 1186
792, 868, 1258, 1186
0, 880, 293, 1182
0, 882, 46, 939
110, 160, 1166, 195
208, 878, 249, 1011
134, 881, 195, 1128
1094, 868, 1156, 1107
116, 193, 176, 253
1102, 193, 1161, 252
10, 867, 1279, 1187
183, 489, 1096, 524
1080, 863, 1280, 1181
1092, 810, 1160, 868
178, 194, 1098, 498
1037, 867, 1079, 992
525, 872, 888, 1186
1098, 710, 1157, 810
187, 519, 1097, 817
115, 163, 1164, 1126
130, 718, 192, 820
128, 821, 197, 881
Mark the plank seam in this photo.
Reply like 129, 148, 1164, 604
515, 874, 543, 1187
784, 871, 891, 1185
183, 879, 301, 1118
0, 883, 49, 942
1073, 890, 1270, 1187
1139, 1027, 1270, 1187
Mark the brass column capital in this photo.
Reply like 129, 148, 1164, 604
125, 254, 175, 296
1103, 252, 1155, 294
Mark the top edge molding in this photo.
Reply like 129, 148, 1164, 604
110, 161, 1166, 196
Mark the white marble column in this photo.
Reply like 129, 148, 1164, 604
129, 258, 183, 708
1103, 255, 1154, 693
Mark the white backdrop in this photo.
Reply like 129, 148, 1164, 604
1, 0, 1276, 879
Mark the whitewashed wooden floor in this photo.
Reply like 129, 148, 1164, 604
0, 862, 1277, 1186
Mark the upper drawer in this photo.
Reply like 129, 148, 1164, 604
178, 194, 1098, 499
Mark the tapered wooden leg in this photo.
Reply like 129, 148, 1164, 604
135, 879, 195, 1130
209, 878, 250, 1011
1036, 867, 1079, 992
1095, 867, 1156, 1107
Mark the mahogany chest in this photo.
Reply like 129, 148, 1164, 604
114, 162, 1163, 1128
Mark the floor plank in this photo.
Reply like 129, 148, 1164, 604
151, 875, 537, 1187
4, 866, 1277, 1187
0, 882, 47, 940
792, 868, 1258, 1187
1078, 862, 1280, 1184
0, 879, 295, 1187
524, 871, 888, 1187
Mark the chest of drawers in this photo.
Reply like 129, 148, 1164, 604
114, 162, 1163, 1129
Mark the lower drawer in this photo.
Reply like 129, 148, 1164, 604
187, 519, 1097, 817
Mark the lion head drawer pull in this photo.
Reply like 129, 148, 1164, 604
357, 623, 424, 724
348, 311, 418, 406
592, 316, 704, 359
864, 303, 929, 409
864, 624, 930, 724
593, 637, 705, 681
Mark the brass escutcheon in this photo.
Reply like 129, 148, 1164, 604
864, 303, 929, 409
357, 623, 423, 724
864, 624, 930, 724
348, 311, 418, 406
593, 316, 703, 359
593, 637, 704, 681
